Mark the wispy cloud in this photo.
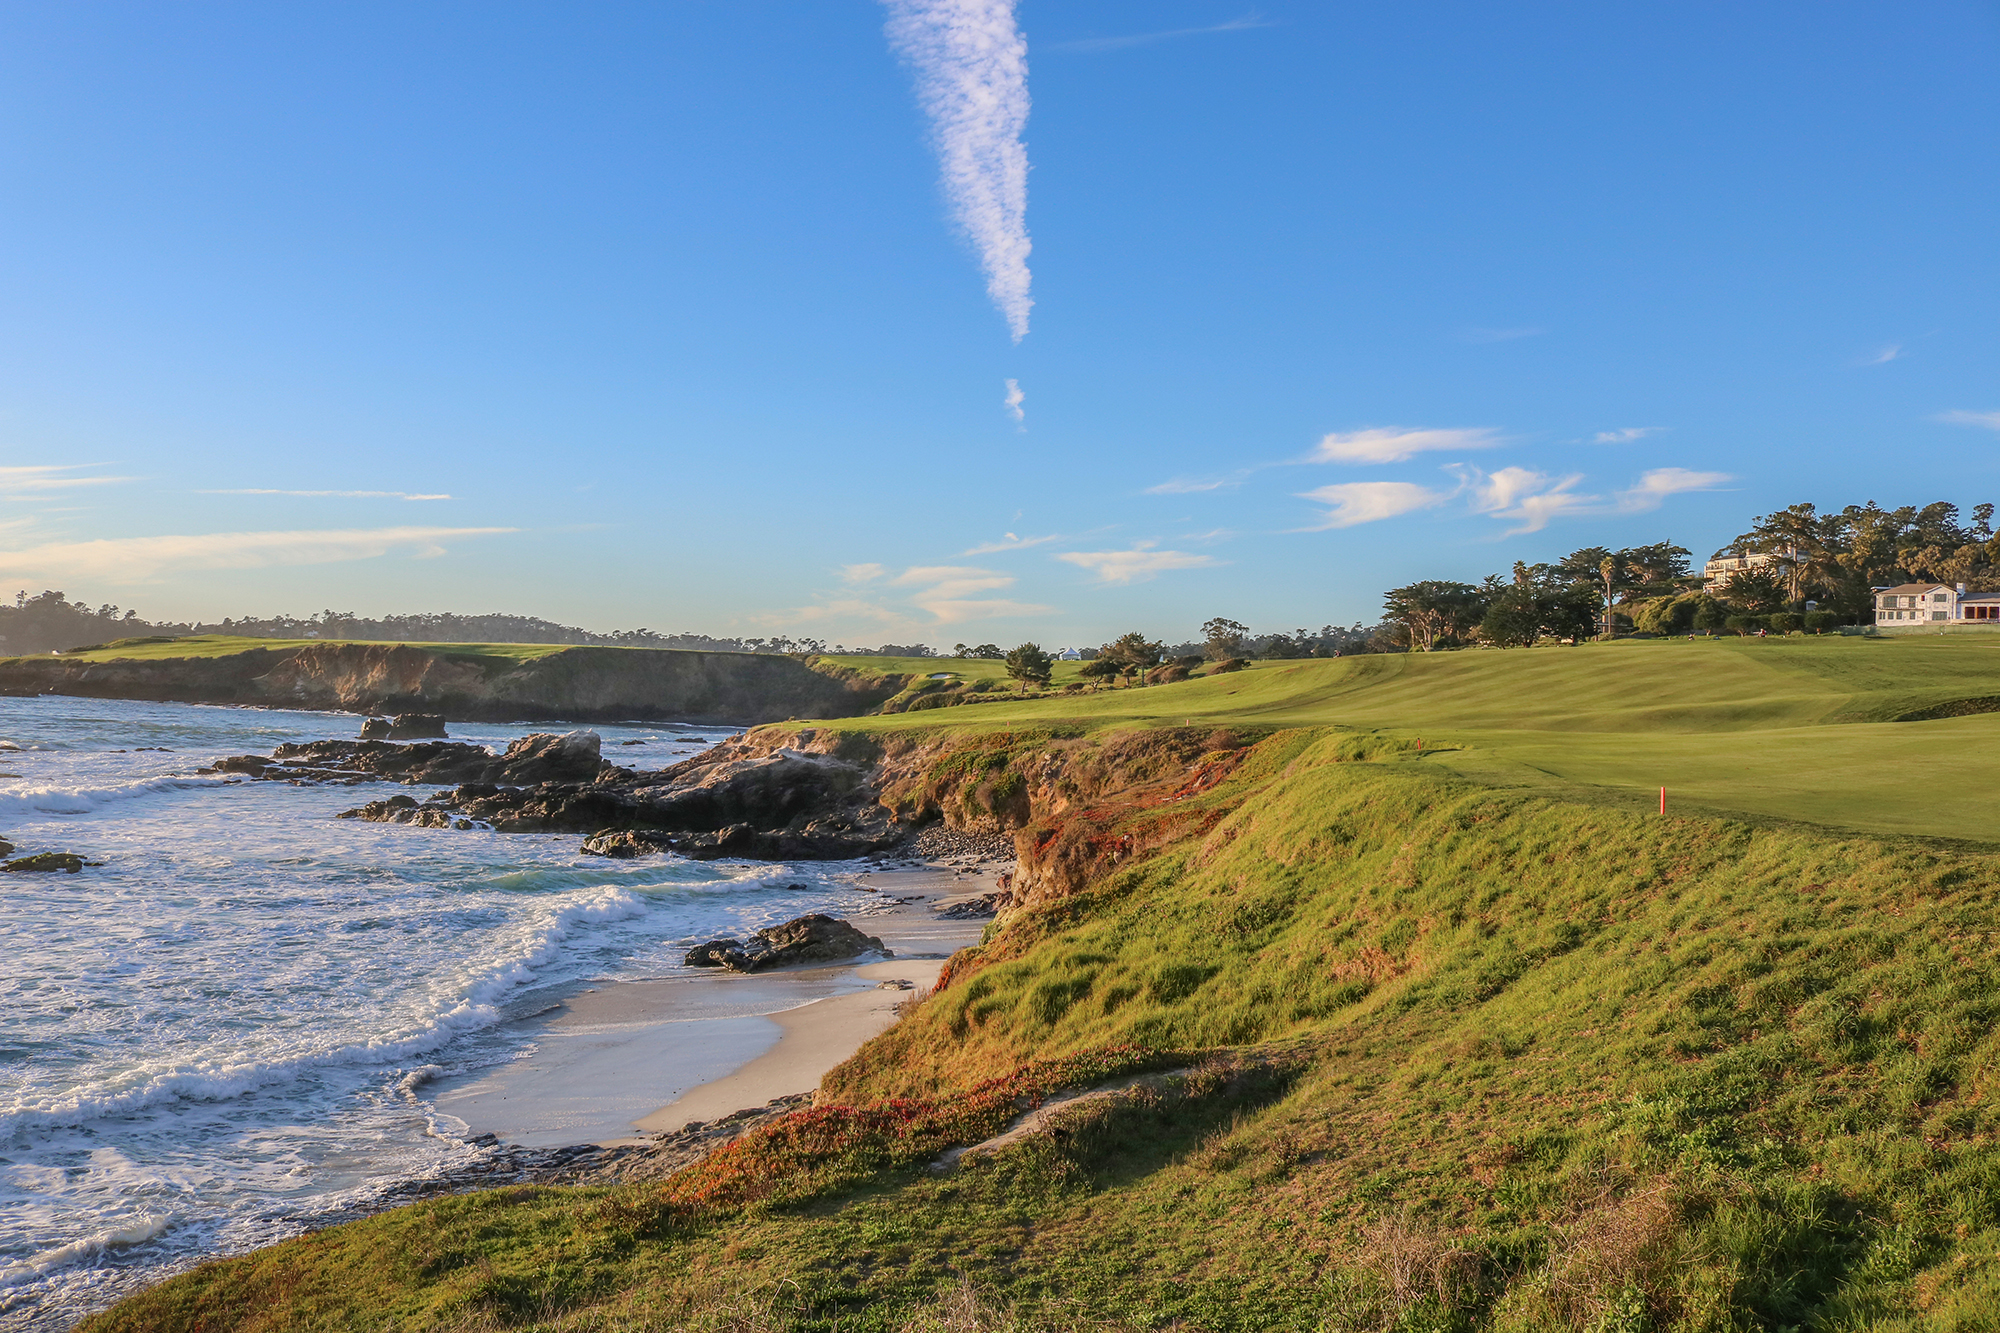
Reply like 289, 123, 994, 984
883, 0, 1033, 341
1047, 13, 1269, 54
840, 562, 888, 584
1143, 473, 1247, 495
203, 488, 451, 500
1057, 544, 1219, 585
1309, 426, 1502, 465
0, 525, 515, 584
1590, 426, 1663, 445
1615, 467, 1732, 511
1296, 482, 1447, 530
1463, 467, 1593, 535
961, 531, 1059, 555
1003, 378, 1024, 424
892, 564, 1052, 622
1859, 345, 1903, 366
1460, 326, 1544, 344
1937, 410, 2000, 431
1450, 464, 1732, 535
0, 465, 137, 495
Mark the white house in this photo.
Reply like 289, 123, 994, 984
1873, 582, 2000, 625
1704, 550, 1788, 592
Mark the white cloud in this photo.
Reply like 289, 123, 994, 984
1296, 482, 1447, 529
1460, 466, 1595, 534
892, 564, 1051, 622
840, 562, 887, 583
883, 0, 1033, 342
1308, 426, 1502, 465
202, 489, 451, 500
1450, 463, 1731, 535
0, 465, 137, 495
1590, 427, 1663, 445
0, 526, 515, 584
961, 531, 1058, 555
1860, 344, 1903, 366
1003, 378, 1024, 424
1056, 545, 1219, 584
1047, 14, 1269, 53
1615, 467, 1733, 511
1938, 410, 2000, 431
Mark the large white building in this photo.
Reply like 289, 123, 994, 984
1703, 550, 1788, 592
1874, 582, 2000, 625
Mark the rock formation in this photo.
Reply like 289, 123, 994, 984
680, 914, 888, 972
3, 853, 84, 873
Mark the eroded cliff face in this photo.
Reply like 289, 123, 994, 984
0, 643, 900, 725
768, 723, 1255, 913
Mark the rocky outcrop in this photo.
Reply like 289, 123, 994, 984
0, 642, 903, 725
218, 730, 610, 787
3, 853, 84, 873
360, 713, 448, 740
300, 732, 905, 859
681, 914, 888, 972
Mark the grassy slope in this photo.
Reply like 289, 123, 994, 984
834, 637, 2000, 839
84, 638, 2000, 1331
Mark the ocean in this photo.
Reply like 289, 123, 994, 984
0, 695, 890, 1329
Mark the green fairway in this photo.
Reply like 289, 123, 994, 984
826, 637, 2000, 839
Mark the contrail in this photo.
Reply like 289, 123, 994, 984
883, 0, 1032, 341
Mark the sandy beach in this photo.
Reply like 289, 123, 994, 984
428, 859, 1007, 1148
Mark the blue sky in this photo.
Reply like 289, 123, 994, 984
2, 1, 1995, 648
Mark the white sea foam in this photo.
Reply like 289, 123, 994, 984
0, 697, 866, 1326
0, 1214, 173, 1289
0, 886, 653, 1140
0, 772, 229, 819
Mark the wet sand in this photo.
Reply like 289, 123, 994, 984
428, 864, 1004, 1148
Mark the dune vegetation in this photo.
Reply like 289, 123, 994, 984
83, 635, 2000, 1332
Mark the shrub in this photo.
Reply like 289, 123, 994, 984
1723, 615, 1764, 636
1691, 597, 1729, 633
1210, 658, 1248, 674
1767, 611, 1804, 634
1803, 611, 1839, 634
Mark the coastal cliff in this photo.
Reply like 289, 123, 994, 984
0, 640, 904, 725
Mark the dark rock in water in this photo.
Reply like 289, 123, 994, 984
229, 729, 608, 788
681, 914, 888, 973
620, 739, 648, 746
3, 852, 84, 873
0, 839, 11, 858
683, 938, 742, 967
359, 716, 394, 740
388, 713, 448, 739
581, 829, 680, 859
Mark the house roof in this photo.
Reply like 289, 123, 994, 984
1876, 583, 1954, 595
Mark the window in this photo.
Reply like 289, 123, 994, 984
1935, 611, 1948, 620
1934, 592, 1950, 602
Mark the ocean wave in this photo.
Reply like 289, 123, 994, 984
0, 1214, 173, 1290
0, 773, 231, 820
0, 887, 652, 1141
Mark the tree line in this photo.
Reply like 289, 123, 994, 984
0, 592, 922, 659
1379, 499, 2000, 650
